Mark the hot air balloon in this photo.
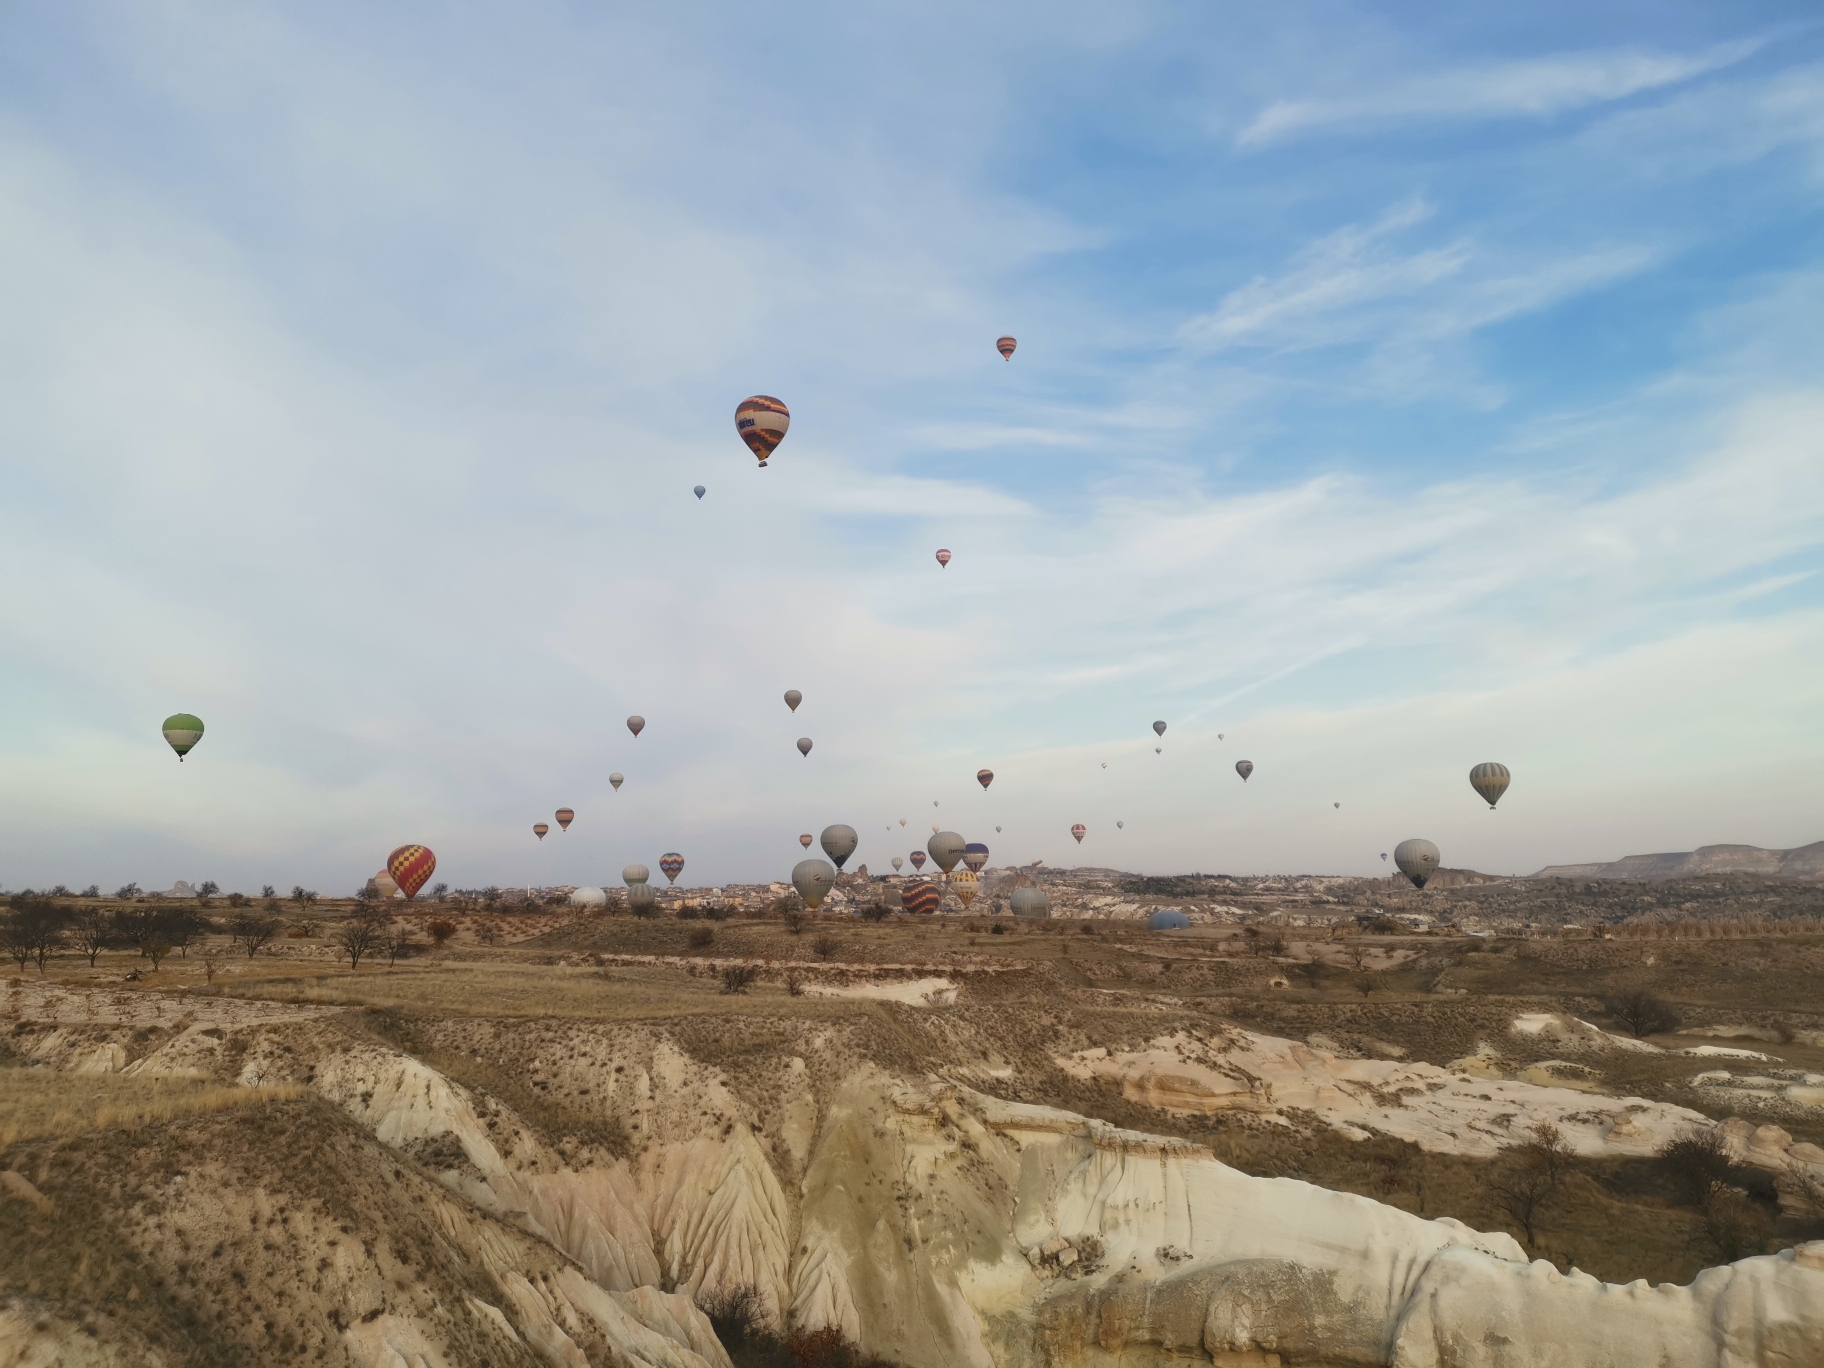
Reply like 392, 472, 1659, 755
1155, 748, 1162, 755
935, 548, 952, 568
995, 825, 1001, 832
694, 485, 706, 499
976, 768, 993, 790
627, 884, 658, 914
1011, 887, 1049, 918
1381, 853, 1388, 861
796, 737, 813, 756
623, 863, 650, 886
899, 818, 907, 827
932, 825, 939, 833
962, 842, 989, 873
950, 870, 979, 908
610, 773, 624, 791
1334, 802, 1341, 809
735, 395, 790, 467
162, 713, 205, 761
659, 853, 685, 884
1149, 910, 1190, 931
799, 834, 813, 849
387, 845, 436, 900
555, 808, 575, 831
1469, 762, 1511, 810
1393, 839, 1440, 890
793, 858, 836, 909
933, 801, 939, 807
927, 831, 965, 874
996, 336, 1017, 360
627, 716, 645, 737
1116, 821, 1124, 829
820, 824, 858, 870
1218, 733, 1224, 740
891, 857, 904, 872
1236, 760, 1254, 781
533, 823, 549, 840
909, 850, 927, 872
901, 880, 941, 915
1070, 824, 1086, 844
784, 690, 802, 712
1153, 721, 1166, 737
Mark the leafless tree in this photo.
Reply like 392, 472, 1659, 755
337, 913, 384, 969
4, 897, 68, 972
783, 909, 808, 935
69, 906, 114, 966
720, 964, 759, 994
812, 934, 839, 961
426, 919, 456, 947
383, 923, 415, 967
1604, 991, 1682, 1038
230, 913, 282, 959
1488, 1123, 1576, 1249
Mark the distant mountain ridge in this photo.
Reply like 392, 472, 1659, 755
1534, 841, 1824, 881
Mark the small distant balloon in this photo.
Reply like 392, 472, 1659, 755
555, 808, 574, 831
891, 857, 904, 872
797, 737, 813, 756
1469, 762, 1512, 810
931, 824, 939, 833
609, 773, 624, 791
1381, 852, 1388, 861
799, 834, 813, 849
1101, 762, 1107, 769
1218, 733, 1224, 740
1153, 720, 1166, 737
694, 485, 706, 499
910, 850, 927, 872
1116, 821, 1124, 829
627, 716, 645, 737
996, 335, 1016, 360
1155, 747, 1162, 755
784, 690, 802, 712
659, 852, 685, 884
1236, 760, 1254, 781
976, 768, 994, 790
533, 823, 549, 840
899, 818, 907, 827
735, 395, 789, 467
935, 548, 951, 568
995, 825, 1001, 832
1334, 802, 1341, 809
1070, 824, 1086, 844
162, 713, 205, 761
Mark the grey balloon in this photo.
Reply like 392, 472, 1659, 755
1236, 760, 1254, 781
784, 689, 802, 712
792, 857, 836, 910
626, 884, 657, 913
927, 830, 966, 873
627, 715, 645, 737
820, 824, 858, 869
609, 772, 624, 791
891, 857, 903, 872
622, 863, 650, 887
1148, 909, 1190, 930
1010, 886, 1050, 918
1153, 720, 1166, 737
694, 485, 706, 499
797, 737, 813, 756
1393, 839, 1441, 890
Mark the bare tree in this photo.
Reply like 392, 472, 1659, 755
69, 906, 114, 966
336, 913, 384, 969
783, 909, 808, 935
720, 964, 759, 994
202, 955, 221, 984
261, 884, 276, 898
3, 898, 69, 972
230, 912, 282, 959
1657, 1128, 1739, 1205
1488, 1123, 1576, 1249
812, 934, 839, 961
197, 881, 219, 902
145, 939, 172, 973
382, 922, 415, 967
1604, 991, 1682, 1039
426, 919, 456, 947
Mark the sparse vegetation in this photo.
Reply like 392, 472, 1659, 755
720, 964, 759, 994
1604, 990, 1683, 1038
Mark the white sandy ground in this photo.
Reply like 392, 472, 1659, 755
6, 981, 1824, 1366
800, 976, 958, 1005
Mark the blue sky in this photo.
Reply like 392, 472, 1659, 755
2, 2, 1822, 892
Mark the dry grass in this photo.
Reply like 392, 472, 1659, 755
0, 1067, 305, 1146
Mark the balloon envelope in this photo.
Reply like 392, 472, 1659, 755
792, 858, 836, 909
1011, 887, 1050, 918
162, 713, 205, 760
1117, 821, 1124, 829
820, 824, 858, 870
935, 548, 952, 568
659, 853, 684, 884
555, 808, 574, 831
694, 485, 706, 499
1236, 760, 1254, 781
627, 884, 658, 913
627, 716, 645, 737
735, 395, 790, 465
569, 887, 607, 908
900, 880, 941, 915
1153, 720, 1166, 737
387, 845, 437, 900
950, 870, 979, 908
909, 851, 927, 871
799, 833, 813, 848
996, 336, 1016, 360
927, 831, 966, 874
533, 823, 549, 840
976, 768, 993, 790
962, 841, 989, 873
1070, 824, 1086, 843
1469, 762, 1512, 809
1148, 909, 1191, 931
610, 773, 624, 791
891, 857, 903, 871
622, 863, 650, 887
784, 689, 802, 712
797, 737, 813, 756
1394, 839, 1441, 889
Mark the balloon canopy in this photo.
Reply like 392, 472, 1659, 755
659, 853, 685, 884
1153, 720, 1166, 737
799, 833, 813, 848
735, 395, 790, 466
1011, 887, 1050, 918
891, 857, 904, 871
962, 841, 989, 873
950, 870, 979, 908
569, 887, 607, 907
935, 548, 952, 568
1236, 760, 1254, 781
909, 850, 927, 871
792, 858, 836, 909
784, 689, 802, 712
797, 737, 813, 756
533, 823, 549, 840
622, 863, 650, 887
694, 485, 706, 499
387, 845, 436, 900
1070, 824, 1086, 843
976, 768, 994, 790
996, 336, 1017, 360
162, 713, 205, 761
555, 808, 574, 831
627, 716, 645, 737
1394, 839, 1441, 890
1470, 762, 1512, 810
927, 831, 966, 873
820, 824, 858, 869
1149, 909, 1191, 930
610, 773, 624, 791
900, 880, 941, 915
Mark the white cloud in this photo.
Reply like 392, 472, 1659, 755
1239, 39, 1764, 145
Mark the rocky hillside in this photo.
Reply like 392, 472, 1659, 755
1536, 841, 1824, 881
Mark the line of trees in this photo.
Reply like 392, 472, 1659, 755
0, 894, 295, 973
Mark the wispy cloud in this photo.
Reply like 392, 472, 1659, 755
1239, 40, 1764, 146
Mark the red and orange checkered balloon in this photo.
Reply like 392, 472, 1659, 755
387, 845, 437, 900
